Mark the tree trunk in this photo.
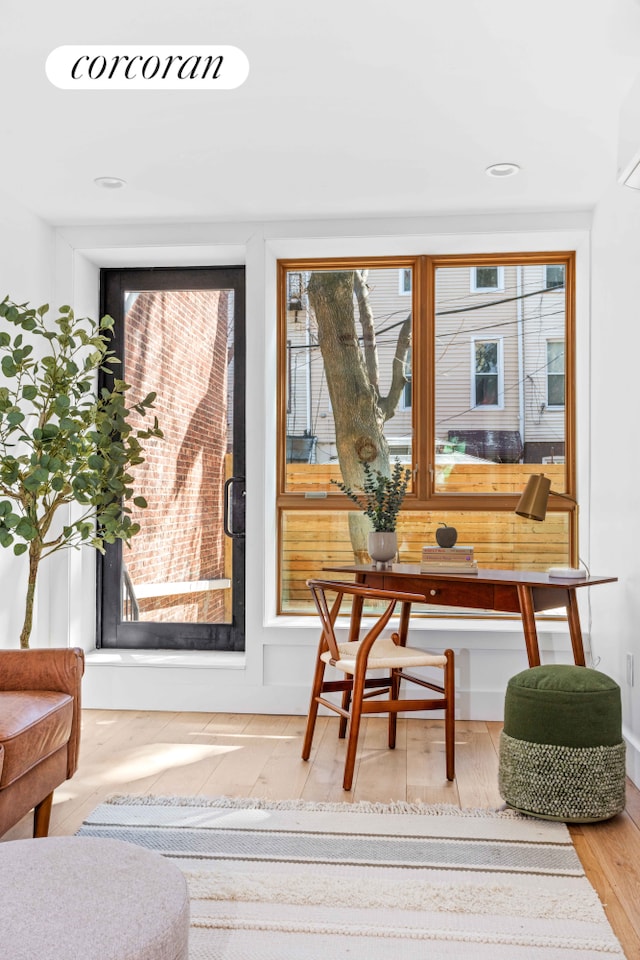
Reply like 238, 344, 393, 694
20, 540, 42, 649
308, 271, 391, 563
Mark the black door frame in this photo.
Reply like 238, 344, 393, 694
97, 266, 246, 651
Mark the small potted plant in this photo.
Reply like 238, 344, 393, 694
332, 458, 411, 563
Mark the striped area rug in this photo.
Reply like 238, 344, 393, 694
77, 796, 624, 959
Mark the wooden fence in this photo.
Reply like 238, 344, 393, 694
281, 462, 569, 611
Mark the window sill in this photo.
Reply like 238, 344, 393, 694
85, 649, 246, 669
264, 612, 569, 635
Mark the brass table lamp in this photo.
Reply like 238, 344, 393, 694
515, 473, 586, 578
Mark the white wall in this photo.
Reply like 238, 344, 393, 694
39, 212, 601, 730
2, 196, 636, 782
591, 181, 640, 785
0, 191, 55, 648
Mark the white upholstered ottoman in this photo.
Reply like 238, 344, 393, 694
0, 836, 189, 960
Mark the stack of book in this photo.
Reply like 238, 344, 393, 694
420, 544, 478, 574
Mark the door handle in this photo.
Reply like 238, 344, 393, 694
224, 476, 246, 539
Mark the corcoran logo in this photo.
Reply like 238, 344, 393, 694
46, 45, 249, 90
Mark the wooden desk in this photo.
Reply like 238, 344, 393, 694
323, 564, 617, 668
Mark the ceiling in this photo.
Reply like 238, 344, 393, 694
2, 0, 640, 226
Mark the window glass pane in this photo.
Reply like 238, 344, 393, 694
547, 376, 565, 407
545, 265, 565, 289
475, 341, 498, 373
400, 268, 412, 294
547, 340, 565, 407
284, 267, 413, 492
475, 267, 499, 289
435, 261, 567, 491
547, 340, 565, 374
280, 509, 570, 614
475, 373, 498, 406
122, 289, 234, 624
471, 266, 505, 292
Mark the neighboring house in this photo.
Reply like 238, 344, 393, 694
285, 263, 566, 468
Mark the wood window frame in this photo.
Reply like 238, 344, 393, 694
276, 252, 577, 613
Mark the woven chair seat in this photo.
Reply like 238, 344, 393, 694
321, 637, 448, 673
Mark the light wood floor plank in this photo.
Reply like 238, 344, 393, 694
2, 708, 639, 960
450, 721, 504, 810
352, 717, 407, 802
406, 718, 461, 805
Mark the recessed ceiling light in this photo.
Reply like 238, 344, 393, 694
94, 176, 127, 189
486, 162, 520, 178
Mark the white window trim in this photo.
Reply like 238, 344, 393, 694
471, 336, 504, 409
546, 337, 565, 409
398, 267, 412, 295
471, 265, 505, 293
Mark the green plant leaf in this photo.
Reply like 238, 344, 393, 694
1, 357, 17, 378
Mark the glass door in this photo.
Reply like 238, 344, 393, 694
98, 267, 245, 650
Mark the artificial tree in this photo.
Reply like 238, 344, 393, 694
0, 296, 162, 648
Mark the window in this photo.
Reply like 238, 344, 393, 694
471, 266, 504, 292
287, 271, 304, 311
472, 339, 502, 408
547, 339, 565, 407
401, 347, 412, 409
277, 253, 576, 614
545, 264, 565, 290
399, 268, 412, 295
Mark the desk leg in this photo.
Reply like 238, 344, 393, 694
348, 593, 364, 644
566, 590, 586, 666
516, 585, 541, 667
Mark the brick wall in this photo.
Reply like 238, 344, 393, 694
123, 289, 231, 623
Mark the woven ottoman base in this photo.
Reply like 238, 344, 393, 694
499, 664, 626, 823
499, 731, 626, 821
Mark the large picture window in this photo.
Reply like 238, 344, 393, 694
277, 253, 576, 614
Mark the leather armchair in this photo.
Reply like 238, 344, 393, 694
0, 647, 84, 838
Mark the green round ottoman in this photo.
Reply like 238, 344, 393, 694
499, 665, 626, 822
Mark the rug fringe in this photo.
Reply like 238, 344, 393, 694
102, 794, 523, 819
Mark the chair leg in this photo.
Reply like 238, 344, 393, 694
33, 792, 54, 838
444, 649, 455, 781
343, 669, 366, 791
388, 668, 400, 749
301, 655, 327, 761
339, 687, 351, 739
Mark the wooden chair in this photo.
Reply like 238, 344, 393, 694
302, 579, 455, 790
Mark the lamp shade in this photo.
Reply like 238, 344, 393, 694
515, 474, 551, 521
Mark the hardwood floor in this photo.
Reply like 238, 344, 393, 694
4, 709, 640, 957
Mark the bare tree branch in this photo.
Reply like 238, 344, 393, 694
353, 270, 379, 393
380, 313, 412, 421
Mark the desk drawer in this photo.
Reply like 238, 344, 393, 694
383, 575, 495, 611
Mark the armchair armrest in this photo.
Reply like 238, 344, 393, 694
0, 648, 84, 695
0, 648, 85, 777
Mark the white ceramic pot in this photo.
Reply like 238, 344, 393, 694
367, 531, 398, 564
